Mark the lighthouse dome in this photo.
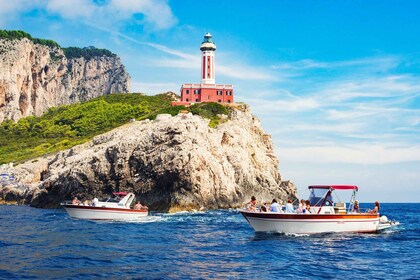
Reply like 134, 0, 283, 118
200, 33, 216, 51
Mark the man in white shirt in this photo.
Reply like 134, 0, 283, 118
285, 199, 294, 213
270, 199, 282, 212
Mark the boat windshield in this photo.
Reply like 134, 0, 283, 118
309, 188, 333, 206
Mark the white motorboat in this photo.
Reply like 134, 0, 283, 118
62, 192, 148, 220
240, 185, 399, 234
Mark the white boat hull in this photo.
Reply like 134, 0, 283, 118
240, 211, 381, 234
64, 205, 148, 220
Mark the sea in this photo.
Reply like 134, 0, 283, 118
0, 203, 419, 279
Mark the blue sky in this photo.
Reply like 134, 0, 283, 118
1, 0, 419, 202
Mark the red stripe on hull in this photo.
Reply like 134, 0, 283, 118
241, 211, 379, 220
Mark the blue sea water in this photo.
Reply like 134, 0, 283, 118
0, 203, 419, 279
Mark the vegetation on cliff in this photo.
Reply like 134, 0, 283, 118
0, 30, 60, 48
63, 46, 116, 60
0, 93, 229, 164
0, 30, 116, 59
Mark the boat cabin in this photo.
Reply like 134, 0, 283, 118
94, 192, 136, 209
308, 185, 358, 214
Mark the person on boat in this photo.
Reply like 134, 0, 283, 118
305, 200, 311, 214
246, 196, 257, 211
369, 201, 380, 213
297, 199, 306, 213
134, 201, 144, 210
92, 197, 99, 207
285, 199, 294, 213
270, 199, 282, 212
265, 202, 271, 212
72, 197, 80, 205
260, 204, 267, 212
353, 200, 360, 213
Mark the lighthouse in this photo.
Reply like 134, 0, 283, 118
200, 33, 216, 85
173, 33, 234, 106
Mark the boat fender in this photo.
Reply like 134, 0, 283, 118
379, 215, 388, 223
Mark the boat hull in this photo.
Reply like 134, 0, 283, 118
64, 205, 148, 220
240, 210, 380, 234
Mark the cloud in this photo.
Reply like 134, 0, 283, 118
244, 96, 321, 112
109, 0, 177, 30
0, 0, 41, 26
276, 144, 420, 164
240, 54, 420, 167
46, 0, 96, 19
272, 56, 400, 72
131, 81, 179, 95
1, 0, 177, 31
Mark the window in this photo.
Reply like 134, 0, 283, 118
186, 98, 189, 102
195, 99, 199, 102
226, 91, 231, 96
217, 90, 222, 95
218, 99, 221, 103
186, 90, 189, 94
194, 89, 199, 94
228, 100, 231, 103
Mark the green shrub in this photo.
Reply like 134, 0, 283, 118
0, 30, 60, 48
63, 46, 115, 60
189, 102, 228, 127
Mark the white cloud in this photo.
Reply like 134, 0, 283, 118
0, 0, 41, 26
46, 0, 96, 19
276, 144, 420, 165
109, 0, 177, 30
272, 56, 400, 72
1, 0, 177, 31
131, 81, 179, 95
243, 95, 321, 113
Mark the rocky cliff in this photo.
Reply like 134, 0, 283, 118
1, 105, 296, 211
0, 37, 130, 122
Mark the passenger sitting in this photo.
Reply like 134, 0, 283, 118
265, 202, 271, 212
72, 197, 80, 205
285, 199, 294, 213
260, 205, 267, 212
298, 199, 306, 213
134, 201, 145, 210
83, 200, 91, 206
369, 201, 380, 213
353, 200, 360, 213
270, 199, 282, 212
305, 200, 311, 214
246, 196, 257, 211
92, 197, 99, 207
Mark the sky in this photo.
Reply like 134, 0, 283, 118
1, 0, 419, 202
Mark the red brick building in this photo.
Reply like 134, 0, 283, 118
172, 33, 234, 106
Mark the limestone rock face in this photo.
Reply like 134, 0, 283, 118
0, 38, 130, 122
2, 105, 296, 211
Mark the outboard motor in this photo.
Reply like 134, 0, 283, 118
379, 215, 389, 223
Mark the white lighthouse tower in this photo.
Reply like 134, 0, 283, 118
200, 32, 216, 85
